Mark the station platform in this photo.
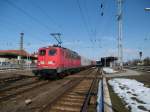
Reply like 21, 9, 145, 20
105, 69, 140, 78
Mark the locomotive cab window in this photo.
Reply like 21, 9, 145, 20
39, 50, 46, 56
49, 49, 57, 56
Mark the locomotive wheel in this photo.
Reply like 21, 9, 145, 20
57, 73, 64, 79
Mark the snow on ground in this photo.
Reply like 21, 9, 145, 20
108, 78, 150, 112
97, 80, 103, 112
103, 67, 117, 74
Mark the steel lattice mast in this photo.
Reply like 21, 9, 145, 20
117, 0, 123, 69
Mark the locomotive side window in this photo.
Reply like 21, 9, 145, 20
49, 49, 57, 56
39, 50, 46, 56
65, 51, 70, 58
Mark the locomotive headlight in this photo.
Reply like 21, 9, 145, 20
48, 61, 55, 65
37, 61, 40, 65
40, 61, 44, 64
48, 61, 52, 64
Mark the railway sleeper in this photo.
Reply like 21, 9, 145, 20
50, 106, 82, 112
46, 67, 99, 111
57, 101, 83, 106
64, 94, 84, 99
60, 98, 84, 102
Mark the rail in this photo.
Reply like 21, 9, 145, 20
97, 69, 113, 112
0, 75, 32, 84
124, 65, 150, 73
0, 80, 49, 102
40, 68, 95, 112
97, 79, 104, 112
80, 69, 100, 112
0, 65, 37, 71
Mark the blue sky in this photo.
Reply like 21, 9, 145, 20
0, 0, 150, 61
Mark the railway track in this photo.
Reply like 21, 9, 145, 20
125, 66, 150, 73
0, 77, 39, 92
41, 68, 100, 112
0, 68, 94, 105
0, 68, 100, 112
0, 75, 37, 91
0, 80, 50, 102
0, 75, 34, 85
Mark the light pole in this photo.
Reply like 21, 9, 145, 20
27, 43, 31, 70
105, 57, 107, 67
20, 32, 24, 69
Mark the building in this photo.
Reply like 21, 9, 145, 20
0, 50, 37, 65
101, 56, 118, 67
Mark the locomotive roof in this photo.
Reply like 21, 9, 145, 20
40, 45, 79, 56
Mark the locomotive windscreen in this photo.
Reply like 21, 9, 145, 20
49, 49, 57, 56
39, 49, 46, 56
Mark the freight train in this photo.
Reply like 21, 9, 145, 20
33, 45, 95, 78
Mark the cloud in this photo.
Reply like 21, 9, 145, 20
99, 48, 139, 59
103, 48, 139, 57
123, 48, 138, 56
98, 48, 117, 57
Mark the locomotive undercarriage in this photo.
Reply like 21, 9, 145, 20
32, 66, 91, 79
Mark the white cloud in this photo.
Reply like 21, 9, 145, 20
98, 48, 140, 61
123, 48, 138, 56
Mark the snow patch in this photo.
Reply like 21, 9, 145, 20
97, 81, 103, 112
108, 78, 150, 112
103, 67, 117, 74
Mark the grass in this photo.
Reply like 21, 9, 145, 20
107, 71, 150, 112
108, 83, 129, 112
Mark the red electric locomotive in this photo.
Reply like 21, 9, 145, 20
34, 45, 81, 78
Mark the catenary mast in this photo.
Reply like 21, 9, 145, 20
117, 0, 123, 69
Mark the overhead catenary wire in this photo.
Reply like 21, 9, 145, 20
2, 0, 102, 51
83, 0, 96, 38
76, 0, 101, 50
4, 0, 53, 32
82, 0, 105, 47
1, 0, 56, 49
0, 19, 49, 47
76, 0, 93, 39
30, 0, 63, 32
96, 0, 115, 47
85, 0, 101, 47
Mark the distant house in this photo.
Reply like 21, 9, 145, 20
0, 50, 37, 65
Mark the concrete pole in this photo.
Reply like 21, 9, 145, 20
20, 32, 24, 69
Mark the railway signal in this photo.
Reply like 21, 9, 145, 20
139, 51, 142, 61
145, 8, 150, 11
